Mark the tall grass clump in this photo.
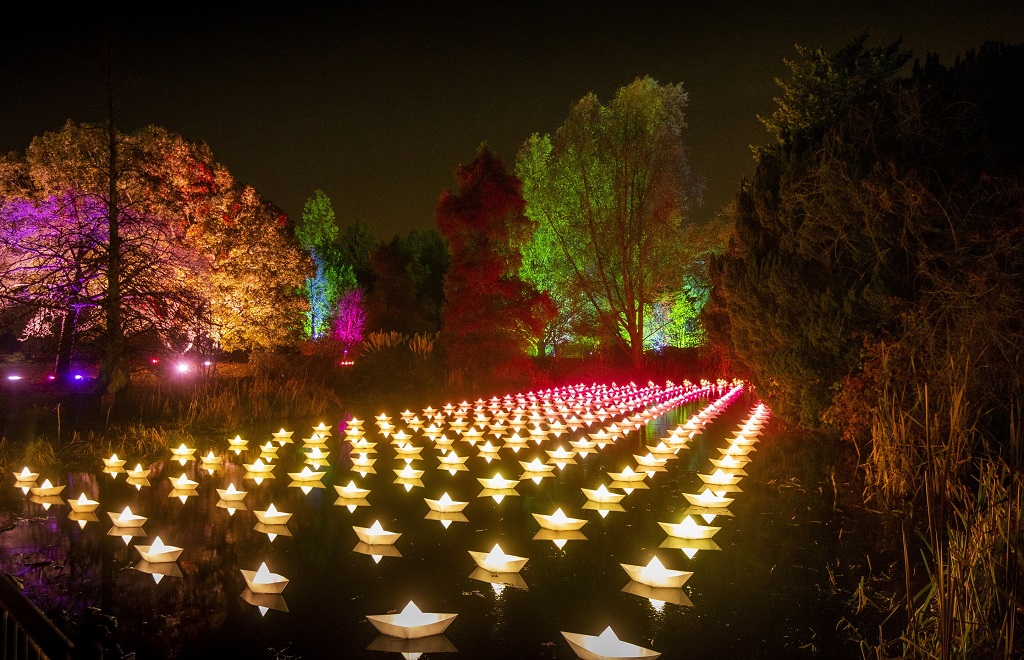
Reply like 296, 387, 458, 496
853, 354, 1023, 658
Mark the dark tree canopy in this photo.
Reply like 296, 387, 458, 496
707, 40, 1024, 438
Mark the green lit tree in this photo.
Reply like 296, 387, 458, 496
516, 77, 704, 369
296, 190, 355, 339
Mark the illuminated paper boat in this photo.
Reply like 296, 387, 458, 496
621, 581, 693, 607
127, 464, 150, 479
287, 466, 326, 482
135, 560, 183, 584
710, 455, 750, 469
254, 503, 292, 525
258, 443, 280, 460
14, 467, 39, 482
169, 474, 198, 489
241, 562, 288, 594
533, 508, 587, 531
569, 438, 598, 452
439, 452, 468, 467
126, 476, 151, 491
68, 510, 99, 528
561, 626, 660, 660
108, 506, 147, 527
367, 633, 457, 655
425, 510, 469, 527
201, 450, 224, 466
581, 485, 625, 503
389, 430, 412, 445
519, 459, 555, 474
311, 422, 332, 436
225, 436, 248, 455
699, 468, 743, 485
545, 447, 577, 461
718, 444, 754, 456
68, 493, 99, 513
30, 479, 65, 497
425, 492, 468, 513
334, 481, 370, 499
303, 447, 330, 467
620, 556, 692, 588
217, 483, 247, 501
102, 453, 126, 468
353, 520, 401, 545
243, 458, 275, 474
477, 474, 519, 490
272, 428, 294, 441
303, 434, 329, 448
135, 536, 183, 563
606, 467, 646, 483
353, 541, 403, 563
394, 444, 423, 460
468, 544, 528, 573
682, 489, 734, 507
241, 588, 288, 614
393, 466, 425, 480
350, 438, 377, 452
646, 442, 680, 459
366, 601, 458, 639
633, 453, 668, 469
658, 515, 721, 539
394, 477, 424, 491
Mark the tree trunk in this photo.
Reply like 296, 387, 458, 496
54, 306, 79, 380
97, 51, 129, 402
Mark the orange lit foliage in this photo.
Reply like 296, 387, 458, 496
436, 146, 554, 386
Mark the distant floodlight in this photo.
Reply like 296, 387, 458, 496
176, 363, 190, 374
47, 375, 56, 381
73, 374, 83, 380
150, 358, 159, 364
203, 360, 212, 367
7, 375, 21, 381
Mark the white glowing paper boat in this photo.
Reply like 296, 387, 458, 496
353, 520, 401, 545
393, 466, 425, 479
468, 544, 528, 573
620, 556, 692, 588
254, 503, 292, 525
311, 422, 332, 436
718, 444, 754, 456
606, 467, 646, 483
102, 454, 126, 468
216, 483, 247, 501
699, 469, 743, 486
14, 467, 38, 482
518, 459, 555, 474
581, 485, 625, 503
425, 493, 468, 513
710, 455, 750, 468
562, 626, 660, 660
227, 435, 248, 450
243, 458, 274, 473
633, 453, 668, 469
477, 475, 519, 490
107, 506, 147, 527
658, 515, 721, 539
366, 601, 458, 639
287, 466, 325, 481
169, 474, 198, 489
272, 428, 294, 440
29, 479, 65, 497
68, 493, 98, 513
532, 508, 587, 531
127, 464, 150, 479
334, 481, 370, 499
201, 450, 224, 465
682, 489, 734, 507
135, 536, 183, 563
240, 562, 288, 594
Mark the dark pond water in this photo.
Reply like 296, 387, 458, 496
0, 384, 854, 659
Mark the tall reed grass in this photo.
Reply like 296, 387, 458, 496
856, 356, 1022, 658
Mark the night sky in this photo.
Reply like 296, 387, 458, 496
3, 1, 1022, 239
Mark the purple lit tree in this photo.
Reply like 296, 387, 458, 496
333, 287, 365, 348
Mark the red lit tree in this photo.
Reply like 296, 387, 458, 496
436, 145, 554, 386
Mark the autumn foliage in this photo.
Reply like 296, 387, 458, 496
436, 146, 554, 386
